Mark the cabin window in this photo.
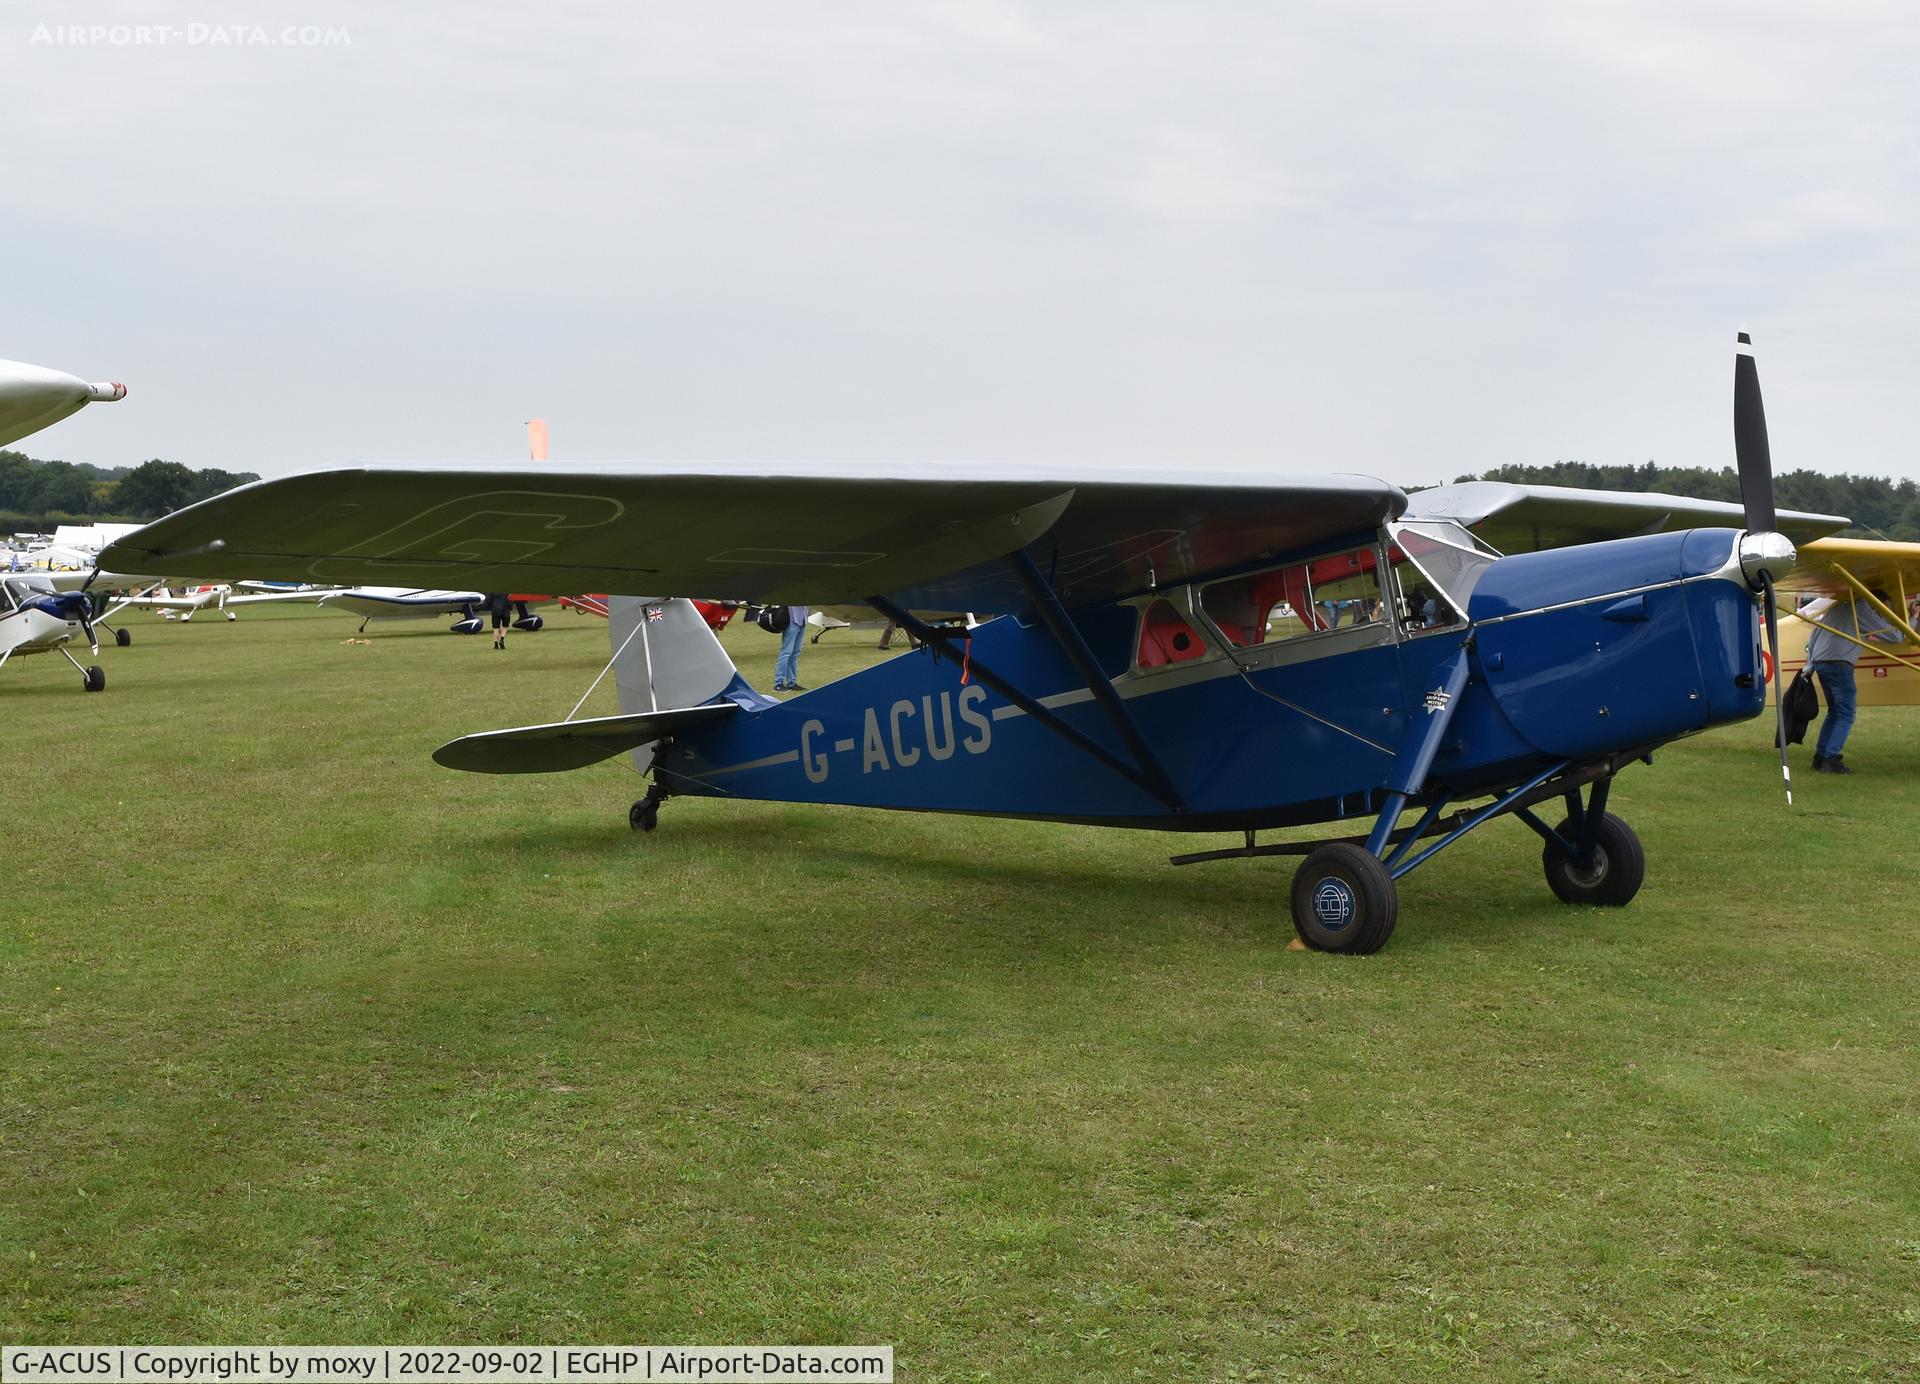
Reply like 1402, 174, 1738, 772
1135, 597, 1211, 670
1199, 546, 1387, 649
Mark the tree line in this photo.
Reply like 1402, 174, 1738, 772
1454, 462, 1920, 541
0, 451, 259, 525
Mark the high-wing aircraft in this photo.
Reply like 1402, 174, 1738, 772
1763, 538, 1920, 704
104, 334, 1841, 952
0, 573, 111, 690
0, 358, 124, 447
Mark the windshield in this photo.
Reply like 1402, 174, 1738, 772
1386, 520, 1497, 630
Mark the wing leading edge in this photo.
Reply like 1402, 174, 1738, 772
101, 461, 1406, 611
1407, 481, 1848, 553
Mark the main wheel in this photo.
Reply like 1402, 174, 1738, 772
114, 627, 132, 647
83, 665, 106, 692
629, 798, 660, 832
1289, 842, 1398, 954
1542, 812, 1645, 906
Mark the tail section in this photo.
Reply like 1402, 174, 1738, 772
609, 596, 776, 773
432, 596, 774, 777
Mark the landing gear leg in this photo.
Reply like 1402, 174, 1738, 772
1520, 777, 1645, 907
58, 645, 106, 692
629, 782, 669, 833
1538, 814, 1644, 906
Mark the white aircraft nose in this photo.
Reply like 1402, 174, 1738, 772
0, 357, 123, 447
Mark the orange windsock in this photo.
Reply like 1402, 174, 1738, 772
526, 418, 549, 462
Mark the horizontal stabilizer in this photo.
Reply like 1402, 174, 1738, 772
433, 702, 739, 774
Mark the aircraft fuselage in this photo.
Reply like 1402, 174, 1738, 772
650, 528, 1762, 832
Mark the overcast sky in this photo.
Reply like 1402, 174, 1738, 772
4, 0, 1916, 486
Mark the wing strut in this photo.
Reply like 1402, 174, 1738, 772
1005, 549, 1185, 811
865, 594, 1184, 811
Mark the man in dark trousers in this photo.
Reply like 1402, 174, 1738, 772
1802, 590, 1905, 773
485, 592, 513, 650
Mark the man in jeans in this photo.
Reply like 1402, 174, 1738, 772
774, 605, 809, 692
1802, 590, 1904, 774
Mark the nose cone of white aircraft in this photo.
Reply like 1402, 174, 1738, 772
0, 357, 125, 448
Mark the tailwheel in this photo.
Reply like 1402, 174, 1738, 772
1541, 812, 1644, 907
83, 665, 106, 692
629, 786, 667, 833
1289, 842, 1398, 954
115, 627, 132, 647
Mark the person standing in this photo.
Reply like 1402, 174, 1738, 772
485, 591, 513, 650
774, 604, 809, 691
1802, 590, 1903, 773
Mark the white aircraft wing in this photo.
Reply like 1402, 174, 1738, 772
222, 589, 335, 607
99, 461, 1406, 612
0, 358, 124, 448
1407, 481, 1848, 553
112, 590, 221, 611
7, 569, 159, 593
314, 588, 483, 619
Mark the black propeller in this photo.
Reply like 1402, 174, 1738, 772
1733, 328, 1776, 533
1733, 328, 1793, 806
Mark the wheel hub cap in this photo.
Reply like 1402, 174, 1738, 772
1311, 877, 1356, 931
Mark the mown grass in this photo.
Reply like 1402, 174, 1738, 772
3, 604, 1917, 1380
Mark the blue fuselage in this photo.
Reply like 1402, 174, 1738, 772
652, 528, 1763, 832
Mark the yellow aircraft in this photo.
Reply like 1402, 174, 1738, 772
1768, 537, 1920, 705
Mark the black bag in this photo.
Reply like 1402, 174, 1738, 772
754, 604, 791, 635
1779, 665, 1819, 746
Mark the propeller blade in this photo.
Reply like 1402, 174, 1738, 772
1734, 328, 1777, 533
1762, 573, 1791, 807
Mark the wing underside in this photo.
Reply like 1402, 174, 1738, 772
100, 462, 1407, 612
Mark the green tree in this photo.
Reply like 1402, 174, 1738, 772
113, 458, 200, 518
27, 460, 97, 516
190, 468, 250, 504
0, 451, 33, 511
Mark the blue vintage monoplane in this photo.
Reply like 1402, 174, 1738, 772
105, 335, 1841, 951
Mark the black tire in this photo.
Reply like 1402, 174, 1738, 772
83, 665, 106, 692
1542, 812, 1645, 907
629, 799, 660, 833
1290, 842, 1398, 954
114, 627, 132, 647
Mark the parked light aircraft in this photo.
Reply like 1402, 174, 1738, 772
106, 335, 1844, 951
0, 358, 124, 448
1761, 538, 1920, 704
114, 582, 331, 623
1, 573, 110, 690
311, 588, 547, 635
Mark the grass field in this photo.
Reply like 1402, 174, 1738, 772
4, 603, 1918, 1380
